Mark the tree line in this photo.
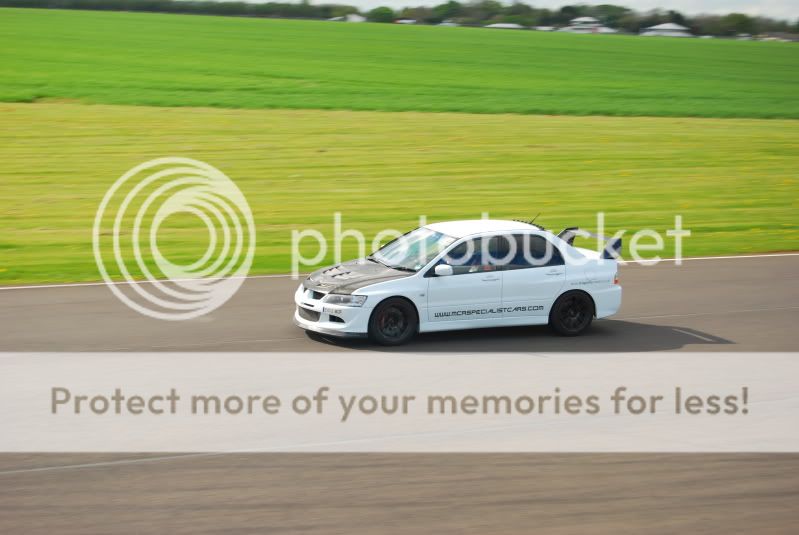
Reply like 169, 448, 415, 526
2, 0, 797, 36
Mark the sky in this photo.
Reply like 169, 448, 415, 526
305, 0, 799, 20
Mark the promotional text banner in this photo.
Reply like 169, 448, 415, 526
0, 352, 796, 452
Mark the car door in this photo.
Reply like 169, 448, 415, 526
426, 237, 503, 323
500, 234, 566, 319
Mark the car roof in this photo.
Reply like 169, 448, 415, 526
424, 219, 542, 239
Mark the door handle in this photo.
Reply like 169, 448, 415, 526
546, 269, 564, 276
481, 275, 500, 282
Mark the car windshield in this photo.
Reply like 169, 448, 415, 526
371, 227, 456, 272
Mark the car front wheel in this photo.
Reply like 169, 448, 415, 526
368, 298, 418, 346
549, 291, 594, 336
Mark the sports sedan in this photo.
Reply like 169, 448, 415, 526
294, 219, 621, 345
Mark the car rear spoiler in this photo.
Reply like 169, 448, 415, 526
557, 227, 622, 260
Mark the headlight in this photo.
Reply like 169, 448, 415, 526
323, 294, 368, 307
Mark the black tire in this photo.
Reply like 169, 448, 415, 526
549, 291, 594, 336
368, 298, 418, 346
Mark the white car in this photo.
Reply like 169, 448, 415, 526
294, 219, 622, 345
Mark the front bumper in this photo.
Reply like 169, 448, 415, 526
293, 284, 371, 338
292, 314, 368, 338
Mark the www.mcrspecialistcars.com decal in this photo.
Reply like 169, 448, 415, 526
434, 305, 544, 318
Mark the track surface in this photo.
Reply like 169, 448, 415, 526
0, 256, 797, 533
1, 255, 797, 352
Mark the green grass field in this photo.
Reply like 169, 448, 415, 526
1, 103, 797, 283
0, 8, 797, 284
1, 8, 798, 118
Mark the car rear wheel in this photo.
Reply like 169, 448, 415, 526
549, 291, 594, 336
368, 298, 418, 346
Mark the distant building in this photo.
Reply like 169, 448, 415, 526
756, 32, 799, 42
396, 19, 416, 24
571, 16, 599, 27
438, 20, 458, 27
485, 23, 526, 30
534, 26, 555, 31
327, 14, 366, 22
559, 16, 617, 34
640, 23, 692, 37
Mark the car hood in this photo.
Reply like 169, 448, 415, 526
303, 259, 413, 295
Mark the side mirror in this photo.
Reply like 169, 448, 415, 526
434, 264, 453, 277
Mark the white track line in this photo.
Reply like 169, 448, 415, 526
618, 305, 799, 321
0, 273, 301, 291
672, 328, 716, 342
620, 252, 799, 265
0, 453, 222, 476
0, 252, 797, 292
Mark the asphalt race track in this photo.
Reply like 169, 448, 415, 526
0, 255, 797, 533
2, 255, 798, 352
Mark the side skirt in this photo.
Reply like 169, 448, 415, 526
419, 315, 550, 333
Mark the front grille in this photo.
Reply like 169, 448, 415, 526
310, 290, 325, 300
298, 306, 320, 322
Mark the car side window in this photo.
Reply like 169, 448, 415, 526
504, 234, 564, 269
441, 238, 500, 275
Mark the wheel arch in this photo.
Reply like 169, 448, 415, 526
552, 289, 597, 318
368, 295, 421, 332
